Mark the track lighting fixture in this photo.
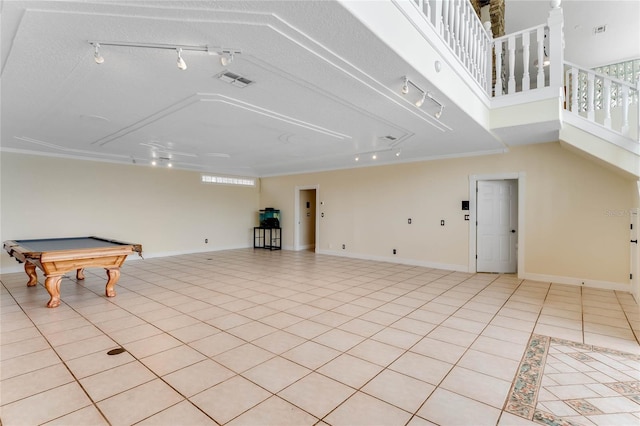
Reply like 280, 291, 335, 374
220, 51, 234, 66
401, 76, 445, 118
88, 41, 241, 70
354, 146, 405, 162
93, 43, 104, 64
176, 48, 187, 70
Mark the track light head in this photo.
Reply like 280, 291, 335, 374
435, 107, 443, 119
93, 43, 104, 64
220, 52, 234, 66
401, 77, 409, 95
176, 48, 187, 70
415, 92, 426, 107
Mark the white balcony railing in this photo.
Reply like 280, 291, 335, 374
410, 0, 639, 145
565, 63, 639, 140
413, 0, 492, 93
493, 24, 550, 95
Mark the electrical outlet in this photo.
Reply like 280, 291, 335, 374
441, 220, 445, 226
342, 244, 346, 250
393, 249, 397, 255
408, 218, 412, 224
205, 238, 208, 243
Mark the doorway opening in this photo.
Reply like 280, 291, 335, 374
469, 173, 525, 274
294, 185, 319, 252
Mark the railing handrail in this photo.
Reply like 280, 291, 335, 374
492, 23, 547, 43
565, 61, 640, 90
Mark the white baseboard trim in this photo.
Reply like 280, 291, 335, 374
4, 247, 630, 296
316, 249, 469, 272
519, 271, 631, 293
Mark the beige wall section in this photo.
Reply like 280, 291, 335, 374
261, 142, 638, 287
2, 145, 636, 288
0, 153, 260, 272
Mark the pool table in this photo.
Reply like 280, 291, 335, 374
3, 237, 142, 308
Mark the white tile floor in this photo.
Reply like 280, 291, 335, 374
1, 249, 638, 425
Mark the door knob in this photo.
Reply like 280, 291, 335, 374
511, 230, 516, 233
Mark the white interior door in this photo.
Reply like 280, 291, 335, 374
631, 208, 639, 303
477, 180, 518, 273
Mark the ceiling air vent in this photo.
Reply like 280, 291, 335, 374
593, 25, 607, 34
216, 71, 254, 88
382, 135, 397, 141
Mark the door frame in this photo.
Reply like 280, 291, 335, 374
631, 208, 639, 303
469, 173, 526, 274
294, 185, 320, 252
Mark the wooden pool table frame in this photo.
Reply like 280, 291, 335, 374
3, 237, 142, 308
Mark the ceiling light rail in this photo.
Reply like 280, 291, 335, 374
401, 76, 445, 119
353, 146, 402, 162
88, 41, 241, 69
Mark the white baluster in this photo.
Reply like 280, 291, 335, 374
536, 27, 545, 89
449, 0, 456, 49
452, 0, 464, 52
508, 35, 516, 94
495, 39, 503, 96
587, 72, 595, 121
424, 0, 431, 22
442, 0, 450, 42
435, 0, 442, 34
621, 85, 630, 136
484, 21, 493, 94
571, 67, 578, 113
603, 79, 612, 129
522, 31, 530, 91
465, 21, 482, 73
460, 6, 467, 65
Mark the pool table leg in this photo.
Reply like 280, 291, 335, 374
104, 268, 120, 298
76, 268, 85, 280
25, 262, 38, 286
44, 275, 63, 308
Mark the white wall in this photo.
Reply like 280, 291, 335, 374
0, 153, 260, 272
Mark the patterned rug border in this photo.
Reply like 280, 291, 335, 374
504, 334, 640, 425
504, 334, 551, 419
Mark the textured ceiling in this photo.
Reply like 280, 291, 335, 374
1, 0, 636, 177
